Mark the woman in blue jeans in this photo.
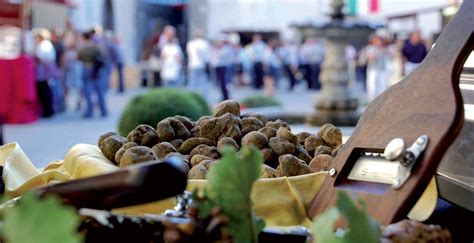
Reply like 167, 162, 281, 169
77, 31, 108, 118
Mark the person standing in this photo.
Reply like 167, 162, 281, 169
141, 28, 160, 87
279, 39, 299, 91
50, 29, 66, 113
62, 19, 76, 51
33, 29, 57, 118
402, 31, 427, 76
77, 31, 108, 118
238, 45, 253, 87
299, 37, 324, 90
263, 39, 282, 96
160, 38, 183, 87
232, 42, 247, 87
148, 25, 177, 87
246, 34, 266, 89
387, 38, 404, 86
346, 44, 357, 86
91, 26, 112, 92
356, 45, 369, 91
366, 35, 390, 101
210, 34, 233, 100
186, 29, 210, 96
104, 30, 125, 93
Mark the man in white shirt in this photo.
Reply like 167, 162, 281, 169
246, 34, 267, 89
279, 39, 299, 90
210, 34, 233, 100
299, 37, 324, 90
186, 29, 210, 95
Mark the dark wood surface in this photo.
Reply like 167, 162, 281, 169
36, 158, 188, 210
309, 0, 474, 225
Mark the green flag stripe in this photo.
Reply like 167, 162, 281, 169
348, 0, 358, 15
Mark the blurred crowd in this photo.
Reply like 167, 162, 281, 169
361, 30, 427, 100
32, 22, 124, 119
141, 26, 327, 100
141, 25, 428, 102
30, 23, 429, 119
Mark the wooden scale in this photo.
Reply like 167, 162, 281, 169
309, 0, 474, 225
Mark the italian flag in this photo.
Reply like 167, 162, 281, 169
347, 0, 379, 16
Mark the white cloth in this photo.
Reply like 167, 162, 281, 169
35, 40, 56, 63
186, 38, 210, 69
160, 43, 183, 81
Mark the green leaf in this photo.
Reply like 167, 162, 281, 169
206, 146, 265, 243
312, 208, 343, 243
311, 191, 381, 243
193, 189, 216, 219
4, 193, 82, 243
337, 192, 381, 243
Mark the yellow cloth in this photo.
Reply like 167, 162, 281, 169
114, 173, 326, 227
1, 143, 118, 198
0, 142, 437, 226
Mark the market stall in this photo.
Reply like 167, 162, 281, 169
0, 54, 37, 124
0, 2, 38, 124
0, 0, 74, 124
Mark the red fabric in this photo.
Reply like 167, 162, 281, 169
369, 0, 379, 13
0, 55, 38, 124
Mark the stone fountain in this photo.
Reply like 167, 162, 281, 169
294, 0, 377, 126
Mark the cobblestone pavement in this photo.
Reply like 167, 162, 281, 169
4, 83, 357, 167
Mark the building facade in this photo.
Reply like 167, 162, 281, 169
68, 0, 455, 64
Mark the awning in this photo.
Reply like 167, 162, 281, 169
142, 0, 187, 6
2, 0, 77, 7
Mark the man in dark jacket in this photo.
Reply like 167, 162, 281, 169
402, 31, 427, 75
77, 31, 108, 118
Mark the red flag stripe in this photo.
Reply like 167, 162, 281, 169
369, 0, 379, 13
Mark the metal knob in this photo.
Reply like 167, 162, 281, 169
384, 138, 407, 162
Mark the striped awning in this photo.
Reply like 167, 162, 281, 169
142, 0, 187, 6
6, 0, 77, 7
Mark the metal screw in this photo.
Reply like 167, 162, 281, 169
416, 135, 427, 145
329, 168, 337, 177
384, 138, 406, 161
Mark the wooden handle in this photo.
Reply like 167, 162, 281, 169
418, 0, 474, 85
36, 159, 188, 210
309, 1, 473, 225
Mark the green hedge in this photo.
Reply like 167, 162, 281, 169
241, 95, 281, 108
188, 91, 212, 115
118, 88, 211, 136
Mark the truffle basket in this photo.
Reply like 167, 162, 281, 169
0, 141, 436, 228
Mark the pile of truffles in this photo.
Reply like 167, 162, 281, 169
98, 100, 343, 179
380, 219, 451, 243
